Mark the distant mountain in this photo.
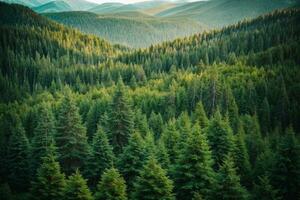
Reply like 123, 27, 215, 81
33, 1, 72, 13
157, 0, 298, 28
45, 11, 205, 48
0, 0, 50, 7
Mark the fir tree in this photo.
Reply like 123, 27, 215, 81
30, 144, 66, 200
31, 103, 56, 174
65, 170, 94, 200
173, 124, 216, 199
108, 77, 134, 154
7, 114, 30, 191
117, 131, 146, 191
56, 89, 91, 175
214, 156, 248, 200
253, 175, 280, 200
132, 157, 174, 200
193, 101, 209, 128
271, 127, 300, 200
148, 111, 164, 141
95, 167, 127, 200
206, 109, 235, 169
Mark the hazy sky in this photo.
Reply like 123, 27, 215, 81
85, 0, 199, 4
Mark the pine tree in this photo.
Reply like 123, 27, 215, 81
232, 123, 251, 188
193, 101, 209, 128
173, 124, 216, 199
259, 97, 271, 135
132, 157, 174, 200
31, 103, 56, 174
134, 109, 150, 138
108, 77, 134, 154
271, 127, 300, 200
253, 175, 280, 200
65, 170, 94, 200
214, 156, 248, 200
156, 139, 171, 171
7, 114, 30, 191
86, 100, 104, 140
206, 109, 235, 169
30, 144, 66, 200
87, 126, 115, 187
95, 167, 127, 200
56, 89, 91, 175
117, 131, 146, 191
161, 119, 180, 164
148, 111, 164, 140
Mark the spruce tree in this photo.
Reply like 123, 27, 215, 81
271, 127, 300, 200
56, 89, 91, 175
65, 170, 94, 200
30, 144, 66, 200
214, 156, 248, 200
253, 175, 280, 200
193, 101, 209, 128
95, 167, 127, 200
87, 126, 115, 187
31, 103, 56, 173
161, 119, 180, 164
173, 124, 216, 199
7, 114, 30, 191
206, 109, 235, 169
86, 100, 104, 140
148, 111, 164, 140
232, 123, 251, 188
117, 131, 146, 191
108, 76, 133, 154
132, 157, 174, 200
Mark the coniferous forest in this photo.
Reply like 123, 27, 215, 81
0, 1, 300, 200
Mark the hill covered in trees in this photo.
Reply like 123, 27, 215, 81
0, 2, 300, 200
44, 11, 204, 48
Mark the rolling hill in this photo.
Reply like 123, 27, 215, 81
33, 1, 72, 13
157, 0, 298, 28
44, 11, 205, 48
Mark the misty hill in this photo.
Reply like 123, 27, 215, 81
33, 1, 72, 13
157, 0, 298, 28
44, 11, 205, 48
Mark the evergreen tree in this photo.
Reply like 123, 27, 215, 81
95, 167, 127, 200
161, 119, 180, 164
108, 77, 134, 154
31, 103, 56, 174
156, 139, 171, 171
30, 144, 66, 200
148, 111, 164, 141
253, 175, 280, 200
206, 109, 235, 169
214, 156, 248, 200
86, 100, 104, 140
87, 126, 115, 187
56, 89, 91, 175
173, 124, 216, 199
132, 157, 174, 200
134, 109, 150, 138
259, 97, 271, 135
117, 131, 146, 191
271, 127, 300, 200
193, 101, 209, 128
65, 170, 94, 200
7, 114, 30, 191
232, 123, 251, 188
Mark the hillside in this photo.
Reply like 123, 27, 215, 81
33, 1, 72, 13
45, 11, 205, 48
0, 2, 300, 200
157, 0, 298, 28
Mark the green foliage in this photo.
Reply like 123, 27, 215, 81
253, 175, 280, 200
173, 124, 216, 199
132, 157, 174, 200
30, 146, 66, 200
271, 127, 300, 200
214, 156, 248, 200
31, 103, 56, 173
86, 126, 115, 187
117, 131, 146, 191
206, 109, 235, 169
6, 113, 30, 191
95, 167, 127, 200
108, 78, 134, 154
56, 90, 91, 175
65, 170, 94, 200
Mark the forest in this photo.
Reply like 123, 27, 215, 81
0, 1, 300, 200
